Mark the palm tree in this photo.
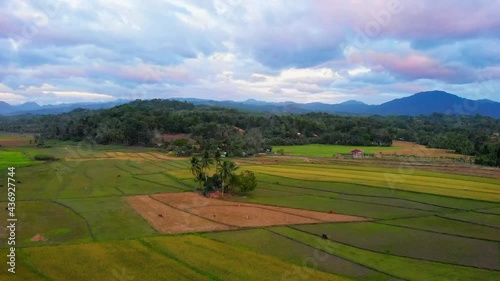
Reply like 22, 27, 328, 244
194, 171, 207, 191
214, 149, 222, 173
190, 156, 202, 189
201, 150, 213, 182
219, 160, 239, 196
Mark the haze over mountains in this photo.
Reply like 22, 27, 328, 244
1, 91, 499, 119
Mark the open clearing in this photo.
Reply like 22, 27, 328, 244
127, 192, 368, 233
272, 141, 464, 158
0, 132, 32, 146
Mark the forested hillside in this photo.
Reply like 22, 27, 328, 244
1, 99, 499, 166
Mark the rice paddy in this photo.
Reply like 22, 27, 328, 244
0, 135, 499, 280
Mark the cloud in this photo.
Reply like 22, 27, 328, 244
0, 0, 499, 105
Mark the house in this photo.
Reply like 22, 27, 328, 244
350, 149, 364, 158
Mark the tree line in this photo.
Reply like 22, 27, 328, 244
0, 99, 499, 166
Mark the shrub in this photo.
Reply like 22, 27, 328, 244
235, 170, 257, 194
34, 154, 59, 161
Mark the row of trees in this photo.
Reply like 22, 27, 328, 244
1, 99, 499, 166
190, 150, 257, 195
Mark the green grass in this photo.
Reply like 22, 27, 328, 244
244, 165, 500, 201
381, 216, 500, 241
293, 222, 499, 270
144, 235, 348, 281
252, 179, 452, 212
0, 151, 38, 171
204, 229, 394, 280
242, 194, 435, 219
271, 226, 500, 281
1, 159, 192, 200
475, 207, 500, 215
439, 211, 500, 228
5, 240, 211, 281
2, 139, 499, 280
273, 144, 399, 157
254, 173, 500, 210
0, 201, 92, 247
56, 196, 158, 241
289, 163, 500, 185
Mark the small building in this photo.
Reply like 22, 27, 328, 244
350, 149, 364, 158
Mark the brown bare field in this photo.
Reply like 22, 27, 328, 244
376, 141, 464, 158
126, 195, 234, 234
0, 133, 32, 146
127, 192, 368, 234
65, 151, 187, 161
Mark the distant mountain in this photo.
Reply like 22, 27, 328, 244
2, 91, 499, 118
0, 99, 130, 116
0, 101, 13, 113
372, 91, 500, 118
176, 91, 500, 118
16, 102, 42, 111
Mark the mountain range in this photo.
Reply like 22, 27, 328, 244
1, 91, 499, 118
175, 91, 500, 118
0, 100, 130, 116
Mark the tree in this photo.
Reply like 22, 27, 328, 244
219, 160, 239, 196
214, 149, 222, 172
190, 156, 203, 189
195, 171, 207, 191
235, 170, 257, 194
201, 150, 213, 182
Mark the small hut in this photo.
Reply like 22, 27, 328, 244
350, 149, 364, 158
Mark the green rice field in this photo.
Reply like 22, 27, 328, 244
0, 136, 499, 280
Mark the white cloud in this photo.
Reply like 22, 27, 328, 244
348, 67, 371, 76
0, 93, 28, 104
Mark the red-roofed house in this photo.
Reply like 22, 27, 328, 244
350, 149, 364, 158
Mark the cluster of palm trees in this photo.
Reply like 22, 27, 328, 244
190, 150, 239, 196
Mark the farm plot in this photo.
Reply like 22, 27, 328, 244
289, 163, 500, 185
243, 195, 435, 219
475, 207, 500, 215
10, 240, 211, 281
254, 180, 452, 213
438, 211, 500, 228
143, 235, 348, 281
57, 196, 157, 241
204, 228, 394, 281
9, 160, 124, 200
255, 165, 500, 193
0, 201, 92, 247
126, 195, 234, 234
272, 144, 399, 157
127, 192, 367, 234
255, 173, 500, 210
293, 222, 499, 270
0, 132, 32, 146
0, 151, 37, 171
245, 165, 500, 201
272, 141, 464, 158
381, 216, 500, 241
271, 227, 500, 281
6, 159, 192, 200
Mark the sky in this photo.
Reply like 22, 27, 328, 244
1, 0, 499, 105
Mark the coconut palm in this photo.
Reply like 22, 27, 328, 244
194, 171, 207, 191
219, 160, 239, 196
190, 156, 202, 189
201, 150, 213, 182
214, 149, 222, 172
